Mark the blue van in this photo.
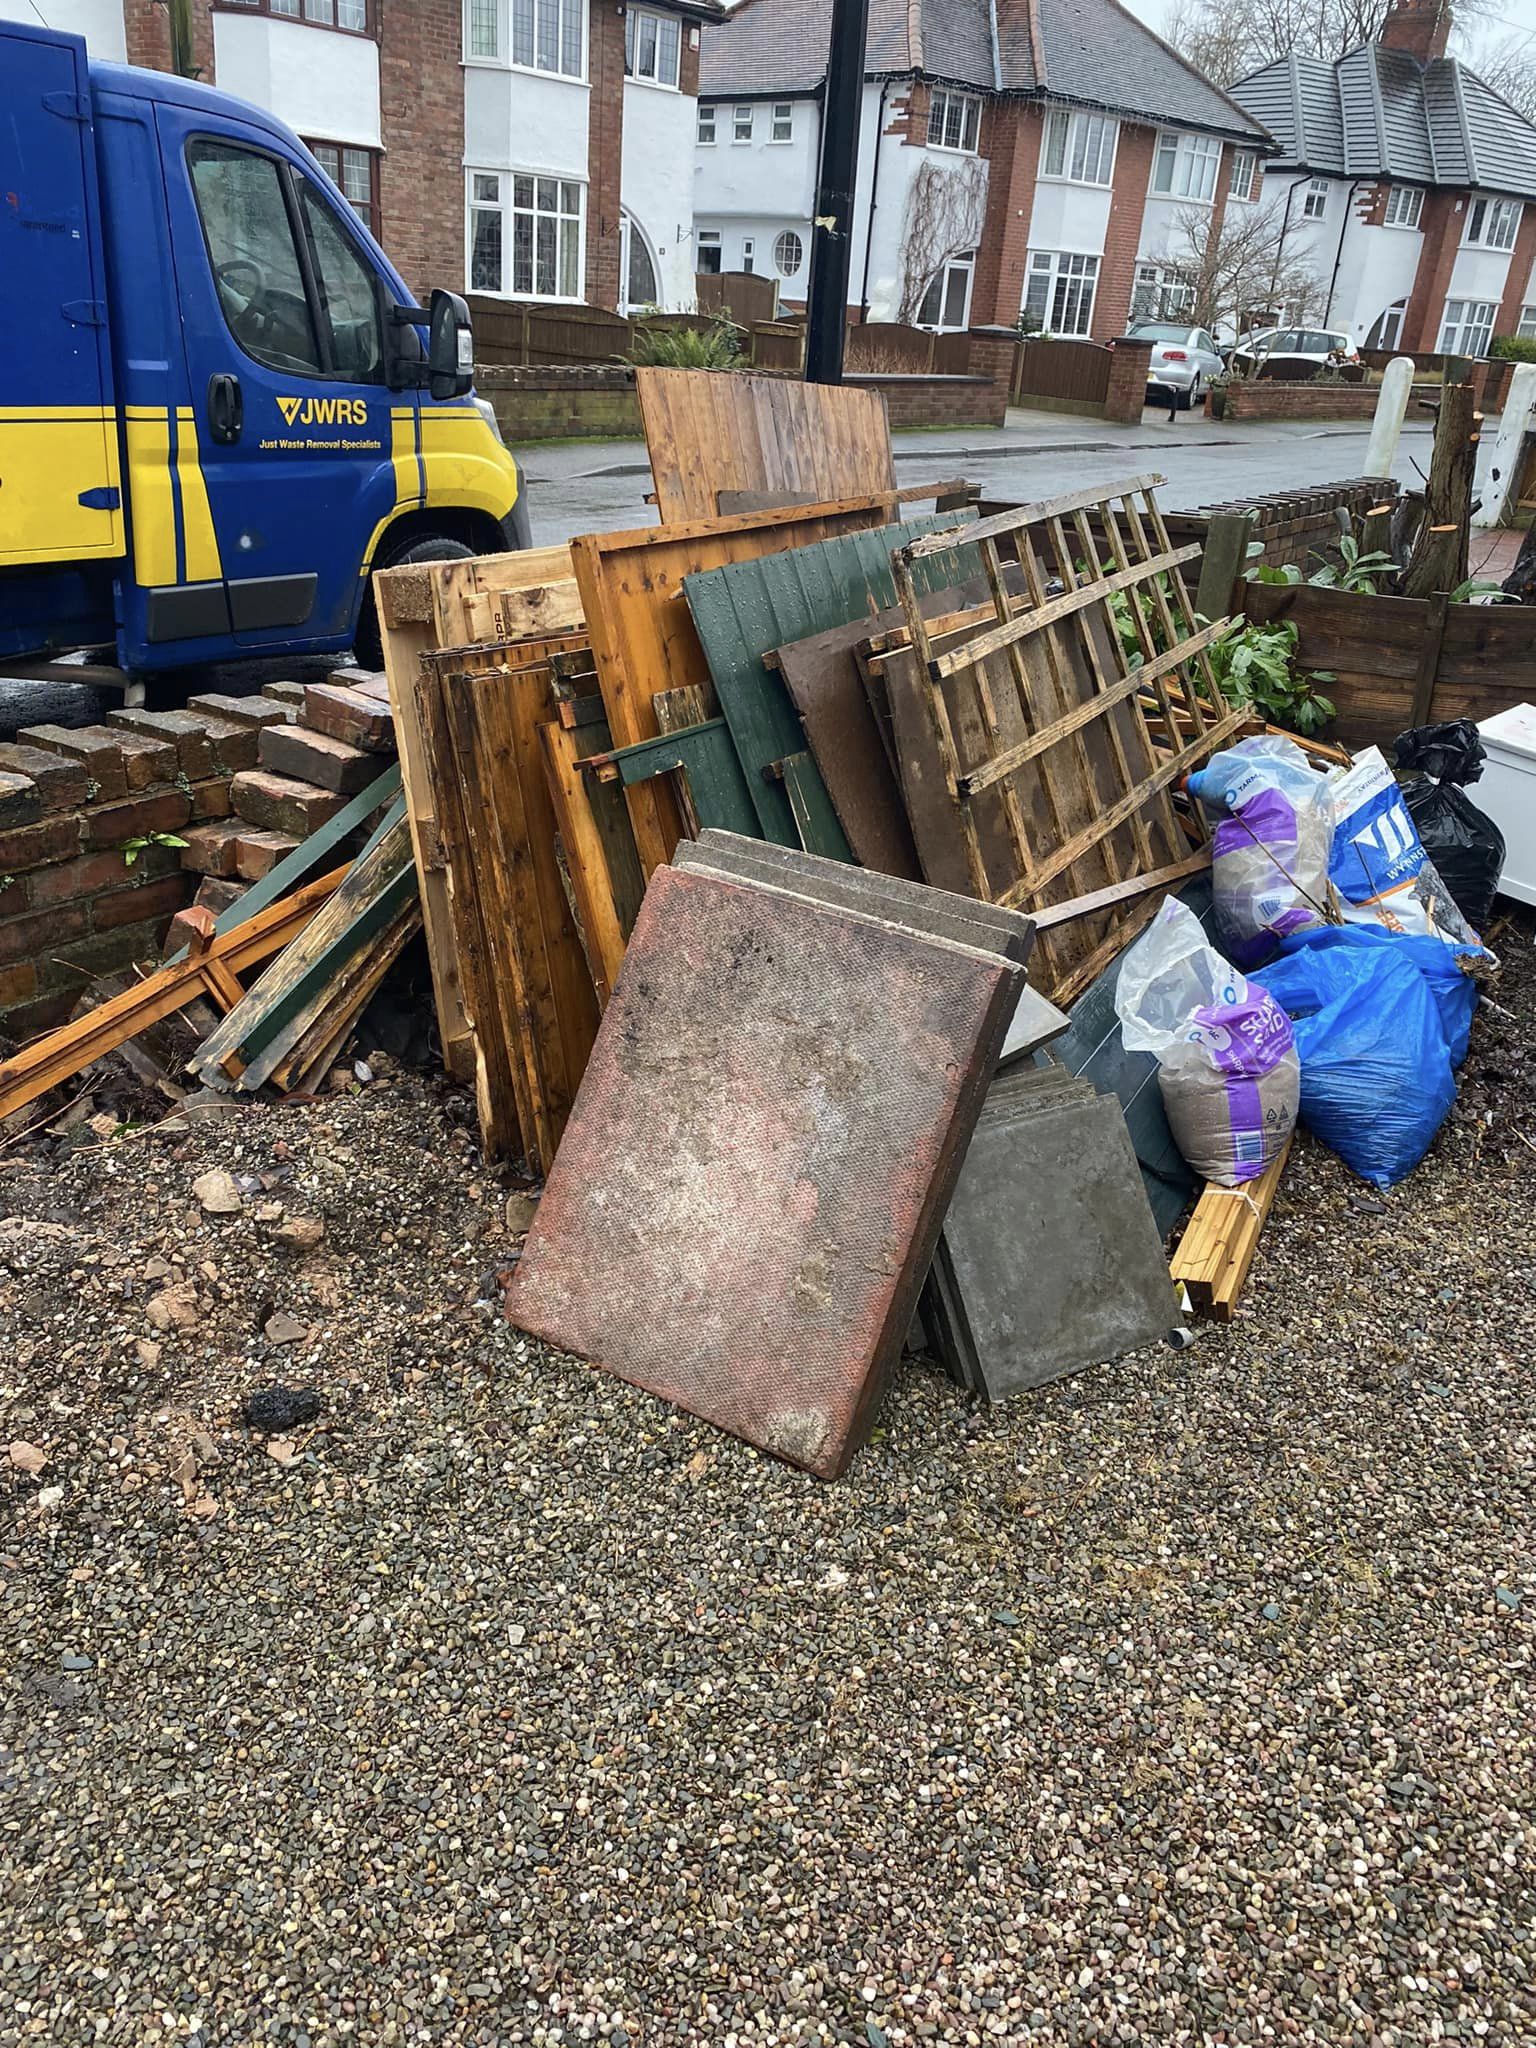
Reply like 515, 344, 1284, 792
0, 19, 528, 678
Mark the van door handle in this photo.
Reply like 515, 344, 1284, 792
207, 373, 243, 445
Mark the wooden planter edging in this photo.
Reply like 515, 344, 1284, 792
1239, 578, 1536, 748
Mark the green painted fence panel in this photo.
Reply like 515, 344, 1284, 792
600, 719, 760, 840
683, 513, 980, 855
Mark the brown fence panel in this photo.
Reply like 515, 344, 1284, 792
466, 295, 530, 365
525, 304, 632, 365
1011, 338, 1111, 407
696, 271, 779, 322
932, 332, 972, 375
846, 323, 935, 373
748, 321, 805, 370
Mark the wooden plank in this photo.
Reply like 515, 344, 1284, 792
1195, 511, 1256, 624
1031, 849, 1213, 930
377, 605, 475, 1083
538, 718, 641, 1009
637, 367, 896, 524
277, 897, 422, 1097
0, 869, 344, 1122
588, 721, 761, 840
1409, 590, 1451, 728
570, 495, 902, 876
780, 750, 853, 859
903, 474, 1166, 558
463, 579, 585, 644
1171, 1136, 1293, 1321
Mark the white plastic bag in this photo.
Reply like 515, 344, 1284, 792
1186, 735, 1331, 967
1115, 898, 1300, 1186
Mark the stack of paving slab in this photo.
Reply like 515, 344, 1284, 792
921, 1062, 1180, 1401
507, 831, 1035, 1479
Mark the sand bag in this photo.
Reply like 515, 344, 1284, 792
1186, 735, 1331, 967
1115, 898, 1299, 1187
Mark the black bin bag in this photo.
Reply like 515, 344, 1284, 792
1393, 719, 1506, 934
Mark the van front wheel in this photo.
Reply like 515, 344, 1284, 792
353, 535, 475, 672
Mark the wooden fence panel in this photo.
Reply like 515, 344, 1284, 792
696, 270, 780, 322
1011, 338, 1111, 407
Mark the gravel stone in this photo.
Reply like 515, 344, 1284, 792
0, 916, 1533, 2046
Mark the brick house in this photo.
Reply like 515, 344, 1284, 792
1230, 0, 1536, 353
692, 0, 1272, 338
15, 0, 722, 311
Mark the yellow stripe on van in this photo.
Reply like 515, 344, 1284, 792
0, 405, 123, 567
122, 410, 179, 587
419, 407, 519, 523
174, 408, 223, 584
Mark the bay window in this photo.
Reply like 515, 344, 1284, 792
927, 88, 981, 154
625, 7, 681, 88
468, 170, 584, 300
1438, 298, 1496, 355
1041, 108, 1117, 187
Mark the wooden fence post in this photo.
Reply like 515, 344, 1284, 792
1408, 591, 1451, 728
1195, 511, 1255, 623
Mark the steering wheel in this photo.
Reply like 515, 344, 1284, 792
215, 258, 264, 306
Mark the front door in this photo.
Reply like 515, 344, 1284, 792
156, 106, 410, 649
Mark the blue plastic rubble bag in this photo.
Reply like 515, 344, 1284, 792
1260, 926, 1463, 1187
1277, 923, 1479, 1067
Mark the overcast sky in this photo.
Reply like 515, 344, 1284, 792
1117, 0, 1536, 61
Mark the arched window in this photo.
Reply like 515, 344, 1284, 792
773, 229, 804, 279
620, 214, 661, 312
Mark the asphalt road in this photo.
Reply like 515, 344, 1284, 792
1, 411, 1434, 737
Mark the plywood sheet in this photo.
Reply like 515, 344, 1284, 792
507, 859, 1024, 1478
637, 367, 896, 526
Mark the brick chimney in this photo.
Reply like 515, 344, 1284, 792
1378, 0, 1453, 63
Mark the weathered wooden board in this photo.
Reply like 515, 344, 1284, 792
637, 367, 896, 526
772, 615, 922, 880
681, 512, 976, 852
539, 714, 645, 1009
570, 495, 901, 877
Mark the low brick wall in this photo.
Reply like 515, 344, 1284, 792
0, 676, 398, 1050
478, 354, 1011, 443
1166, 478, 1400, 577
1221, 379, 1438, 423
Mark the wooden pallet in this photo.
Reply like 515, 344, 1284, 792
1169, 1137, 1293, 1320
888, 474, 1247, 1005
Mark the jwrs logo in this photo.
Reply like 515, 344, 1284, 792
276, 396, 369, 427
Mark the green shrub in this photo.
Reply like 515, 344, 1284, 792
1489, 334, 1536, 362
625, 318, 742, 370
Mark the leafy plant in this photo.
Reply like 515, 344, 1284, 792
121, 831, 188, 867
624, 317, 742, 370
1490, 334, 1536, 363
1449, 576, 1519, 604
1206, 617, 1337, 737
1306, 535, 1397, 594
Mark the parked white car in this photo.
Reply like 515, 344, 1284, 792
1228, 327, 1361, 378
1122, 322, 1227, 409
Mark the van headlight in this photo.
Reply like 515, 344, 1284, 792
473, 396, 506, 446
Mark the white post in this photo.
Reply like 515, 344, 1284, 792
1364, 354, 1416, 478
1472, 360, 1536, 530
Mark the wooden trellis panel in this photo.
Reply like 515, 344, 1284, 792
889, 473, 1248, 1005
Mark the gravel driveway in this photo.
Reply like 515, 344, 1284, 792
2, 914, 1532, 2047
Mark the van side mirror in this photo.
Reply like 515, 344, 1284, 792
428, 289, 475, 400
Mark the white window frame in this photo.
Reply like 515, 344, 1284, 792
697, 101, 716, 145
1372, 299, 1406, 350
1228, 150, 1258, 203
473, 0, 584, 79
465, 168, 585, 302
1040, 107, 1118, 188
465, 0, 499, 60
625, 6, 681, 89
1519, 304, 1536, 340
1438, 297, 1497, 356
1023, 249, 1100, 338
1383, 184, 1423, 229
927, 88, 982, 155
732, 104, 753, 143
741, 235, 756, 273
772, 227, 804, 278
1150, 130, 1221, 203
619, 212, 662, 313
1464, 195, 1520, 250
1131, 262, 1195, 322
916, 250, 976, 331
770, 102, 794, 144
1301, 177, 1329, 220
696, 228, 722, 274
